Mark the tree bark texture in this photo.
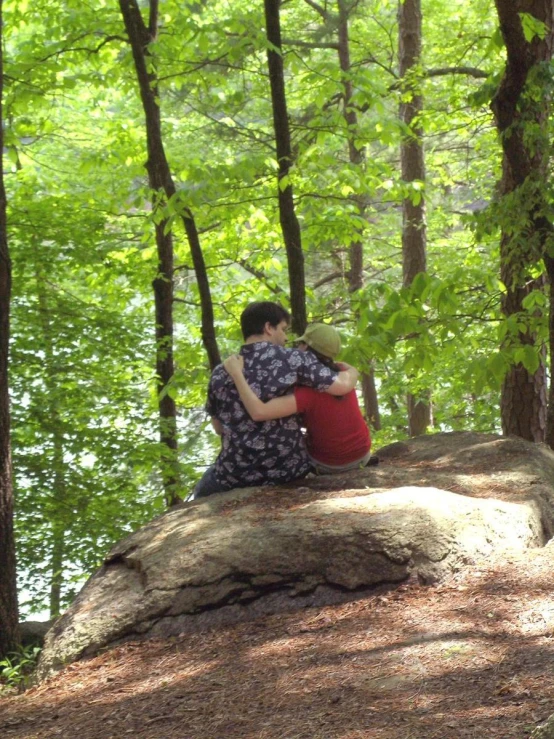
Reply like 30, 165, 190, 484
264, 0, 307, 335
546, 255, 554, 446
398, 0, 431, 436
120, 0, 221, 503
361, 371, 381, 431
337, 0, 381, 429
0, 0, 20, 657
337, 0, 364, 289
491, 0, 553, 443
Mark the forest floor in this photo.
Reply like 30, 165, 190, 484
2, 545, 554, 738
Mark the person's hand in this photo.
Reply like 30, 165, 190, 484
336, 361, 353, 371
223, 354, 244, 377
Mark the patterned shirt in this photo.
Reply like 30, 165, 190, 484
206, 341, 338, 489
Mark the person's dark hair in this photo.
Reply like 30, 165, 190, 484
305, 346, 341, 373
304, 345, 344, 401
240, 301, 290, 340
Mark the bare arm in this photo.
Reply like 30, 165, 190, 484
325, 362, 358, 396
224, 354, 298, 421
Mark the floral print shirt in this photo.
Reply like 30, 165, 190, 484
206, 341, 338, 490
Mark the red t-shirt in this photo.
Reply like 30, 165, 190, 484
294, 387, 371, 466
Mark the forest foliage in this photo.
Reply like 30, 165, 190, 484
4, 0, 553, 616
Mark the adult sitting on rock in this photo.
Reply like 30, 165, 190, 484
224, 323, 372, 475
191, 302, 358, 498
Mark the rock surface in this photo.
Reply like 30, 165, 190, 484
20, 620, 55, 647
38, 432, 554, 678
531, 714, 554, 739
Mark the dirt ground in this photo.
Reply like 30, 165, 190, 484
2, 544, 554, 739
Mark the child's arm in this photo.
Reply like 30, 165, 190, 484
224, 354, 298, 421
325, 361, 358, 395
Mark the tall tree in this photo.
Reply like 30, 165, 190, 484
491, 0, 553, 442
4, 0, 538, 616
34, 269, 69, 618
398, 0, 431, 436
264, 0, 307, 334
119, 0, 221, 504
336, 0, 381, 428
0, 0, 19, 656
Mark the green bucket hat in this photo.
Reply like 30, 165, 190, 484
297, 323, 341, 359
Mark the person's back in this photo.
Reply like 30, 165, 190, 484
193, 303, 358, 499
294, 386, 370, 467
221, 320, 371, 479
207, 341, 337, 489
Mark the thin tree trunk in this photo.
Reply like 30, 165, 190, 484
398, 0, 431, 437
337, 0, 364, 286
118, 0, 221, 371
151, 223, 180, 496
0, 0, 19, 657
49, 533, 64, 619
36, 273, 66, 618
546, 256, 554, 446
491, 0, 553, 443
361, 371, 381, 430
119, 0, 221, 503
264, 0, 307, 335
337, 0, 381, 429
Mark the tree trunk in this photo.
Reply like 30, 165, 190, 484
264, 0, 307, 335
546, 256, 554, 446
49, 531, 65, 619
337, 0, 381, 429
119, 0, 221, 503
491, 0, 553, 443
500, 242, 547, 442
35, 272, 67, 618
361, 371, 381, 431
0, 0, 19, 657
398, 0, 431, 437
119, 0, 221, 372
151, 222, 180, 497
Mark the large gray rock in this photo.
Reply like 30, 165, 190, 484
38, 432, 554, 678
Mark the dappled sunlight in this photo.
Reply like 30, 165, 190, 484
513, 595, 554, 637
38, 430, 554, 682
5, 553, 554, 739
21, 646, 224, 709
9, 437, 554, 737
244, 634, 309, 659
93, 657, 224, 702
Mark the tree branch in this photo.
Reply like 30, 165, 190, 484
426, 66, 489, 79
388, 64, 489, 93
158, 54, 232, 79
313, 270, 348, 289
282, 37, 339, 50
35, 34, 127, 64
302, 0, 329, 20
173, 297, 201, 307
198, 221, 222, 235
237, 258, 285, 294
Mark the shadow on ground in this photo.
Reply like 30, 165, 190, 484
2, 544, 554, 738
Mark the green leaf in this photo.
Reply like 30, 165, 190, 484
513, 345, 540, 374
487, 352, 509, 384
519, 13, 547, 43
521, 289, 547, 310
